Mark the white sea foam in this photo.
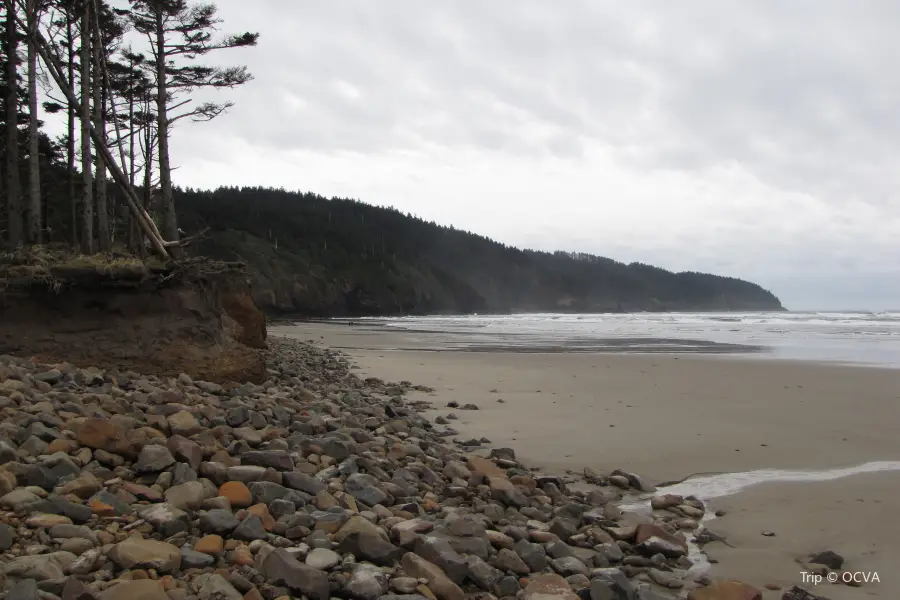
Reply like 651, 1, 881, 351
622, 461, 900, 575
360, 311, 900, 367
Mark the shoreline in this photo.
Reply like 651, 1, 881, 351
273, 321, 900, 599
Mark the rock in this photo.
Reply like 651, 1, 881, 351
0, 522, 14, 550
589, 568, 635, 600
401, 553, 465, 600
346, 563, 388, 600
75, 419, 134, 458
139, 503, 191, 537
634, 524, 687, 558
339, 531, 404, 566
513, 539, 547, 573
0, 552, 77, 581
164, 481, 206, 510
780, 587, 829, 600
55, 472, 102, 499
688, 581, 762, 600
524, 574, 579, 600
168, 411, 203, 437
233, 514, 268, 541
494, 548, 530, 575
181, 547, 216, 569
465, 556, 502, 591
305, 547, 341, 570
7, 578, 40, 600
200, 509, 240, 535
108, 537, 182, 573
194, 574, 243, 600
809, 550, 844, 570
283, 471, 326, 495
99, 580, 169, 600
335, 514, 390, 543
260, 548, 330, 600
650, 494, 683, 510
551, 556, 590, 577
135, 445, 176, 473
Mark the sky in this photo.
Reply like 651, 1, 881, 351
100, 1, 900, 310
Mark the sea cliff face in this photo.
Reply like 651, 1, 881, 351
0, 256, 267, 383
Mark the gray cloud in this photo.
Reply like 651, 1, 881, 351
157, 0, 900, 309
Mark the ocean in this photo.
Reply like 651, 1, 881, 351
359, 311, 900, 368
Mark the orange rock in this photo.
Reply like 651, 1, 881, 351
46, 439, 78, 454
229, 545, 254, 566
195, 535, 224, 555
467, 455, 507, 479
688, 581, 762, 600
635, 523, 688, 552
523, 574, 578, 600
243, 588, 264, 600
247, 504, 276, 531
88, 499, 116, 516
219, 481, 252, 508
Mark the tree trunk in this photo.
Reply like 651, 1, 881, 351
92, 4, 108, 250
154, 8, 179, 254
4, 0, 22, 247
66, 8, 77, 245
79, 0, 93, 253
25, 0, 40, 244
126, 57, 136, 252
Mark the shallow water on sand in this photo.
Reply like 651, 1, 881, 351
362, 311, 900, 367
625, 461, 900, 574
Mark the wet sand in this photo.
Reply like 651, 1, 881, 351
271, 322, 900, 599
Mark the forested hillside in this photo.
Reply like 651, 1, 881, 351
177, 187, 784, 316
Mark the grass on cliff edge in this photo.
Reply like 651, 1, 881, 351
0, 245, 244, 291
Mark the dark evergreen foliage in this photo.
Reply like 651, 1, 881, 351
177, 186, 785, 316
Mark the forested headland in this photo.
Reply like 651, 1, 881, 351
0, 1, 783, 316
177, 187, 784, 316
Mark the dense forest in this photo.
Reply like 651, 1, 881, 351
177, 187, 784, 316
0, 1, 783, 316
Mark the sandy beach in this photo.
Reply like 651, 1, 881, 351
273, 321, 900, 599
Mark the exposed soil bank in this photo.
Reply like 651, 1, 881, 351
0, 254, 267, 383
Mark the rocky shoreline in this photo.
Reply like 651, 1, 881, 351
0, 336, 829, 600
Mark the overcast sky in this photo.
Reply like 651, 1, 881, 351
155, 1, 899, 310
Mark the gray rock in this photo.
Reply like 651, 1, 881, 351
7, 578, 40, 600
0, 522, 15, 550
283, 471, 326, 495
413, 536, 468, 584
199, 509, 240, 535
135, 445, 175, 473
494, 548, 530, 575
108, 537, 181, 573
552, 556, 590, 577
589, 568, 635, 600
233, 514, 268, 541
305, 548, 341, 570
164, 481, 206, 510
0, 552, 77, 581
193, 574, 243, 600
513, 538, 548, 572
809, 550, 844, 570
346, 563, 388, 600
339, 531, 403, 566
138, 503, 190, 537
260, 548, 330, 600
181, 548, 216, 569
465, 556, 502, 591
241, 451, 294, 471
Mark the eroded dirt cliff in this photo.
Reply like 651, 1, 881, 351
0, 251, 267, 383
